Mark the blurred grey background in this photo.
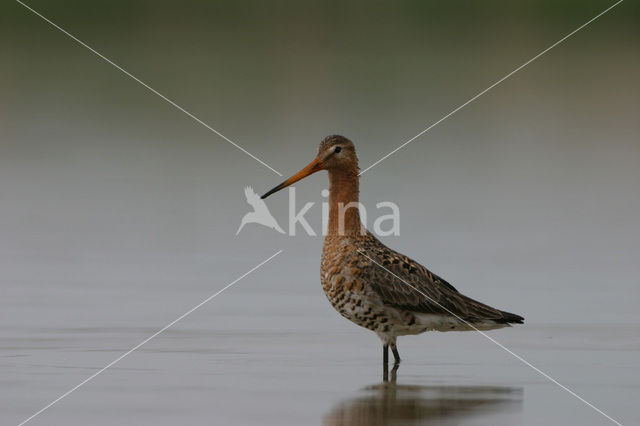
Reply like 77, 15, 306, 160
1, 1, 639, 425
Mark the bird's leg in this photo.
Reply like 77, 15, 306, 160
382, 344, 390, 382
390, 363, 399, 383
390, 342, 401, 364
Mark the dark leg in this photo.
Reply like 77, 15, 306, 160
391, 342, 401, 364
390, 363, 399, 383
382, 344, 389, 382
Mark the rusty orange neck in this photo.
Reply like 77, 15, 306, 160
327, 167, 362, 236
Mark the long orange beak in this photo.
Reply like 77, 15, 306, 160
261, 157, 325, 199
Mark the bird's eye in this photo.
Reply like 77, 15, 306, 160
334, 146, 342, 153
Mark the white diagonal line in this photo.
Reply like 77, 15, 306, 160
17, 249, 283, 426
15, 0, 283, 177
359, 0, 623, 175
357, 250, 622, 425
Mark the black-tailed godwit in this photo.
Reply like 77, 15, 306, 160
262, 135, 523, 370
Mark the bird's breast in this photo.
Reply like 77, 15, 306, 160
321, 240, 370, 306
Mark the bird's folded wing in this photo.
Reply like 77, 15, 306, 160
361, 246, 506, 322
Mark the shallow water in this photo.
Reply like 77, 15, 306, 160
3, 266, 640, 425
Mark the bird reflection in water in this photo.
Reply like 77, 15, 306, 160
324, 366, 522, 426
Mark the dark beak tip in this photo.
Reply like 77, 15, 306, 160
261, 182, 286, 200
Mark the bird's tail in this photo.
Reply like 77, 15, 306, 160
235, 219, 246, 236
498, 310, 524, 324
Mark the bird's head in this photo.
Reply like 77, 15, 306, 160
261, 135, 358, 199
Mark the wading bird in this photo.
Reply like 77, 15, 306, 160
261, 135, 523, 372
